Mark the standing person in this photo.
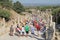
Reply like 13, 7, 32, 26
9, 25, 14, 36
33, 20, 37, 26
35, 23, 41, 36
47, 27, 54, 40
40, 25, 46, 39
30, 24, 35, 37
22, 26, 25, 36
25, 23, 30, 37
30, 24, 35, 35
16, 24, 21, 36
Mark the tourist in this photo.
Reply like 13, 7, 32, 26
22, 26, 25, 36
30, 24, 35, 35
9, 25, 14, 36
16, 24, 21, 36
35, 23, 41, 36
25, 23, 30, 37
47, 27, 54, 40
40, 25, 46, 39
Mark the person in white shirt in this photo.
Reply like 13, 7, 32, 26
22, 26, 25, 36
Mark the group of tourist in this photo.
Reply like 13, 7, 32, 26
9, 18, 46, 38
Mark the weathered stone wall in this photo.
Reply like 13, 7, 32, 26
0, 18, 12, 36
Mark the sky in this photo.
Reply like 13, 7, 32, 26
13, 0, 60, 6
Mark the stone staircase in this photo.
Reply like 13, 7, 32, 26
0, 9, 55, 40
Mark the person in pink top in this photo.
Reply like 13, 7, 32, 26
16, 24, 22, 36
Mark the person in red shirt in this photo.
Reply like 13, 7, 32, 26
33, 20, 37, 26
33, 21, 41, 36
36, 23, 41, 36
36, 23, 41, 31
33, 20, 41, 30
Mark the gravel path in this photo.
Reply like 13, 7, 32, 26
0, 31, 45, 40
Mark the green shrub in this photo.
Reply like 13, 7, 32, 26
13, 1, 25, 14
0, 0, 13, 9
0, 9, 10, 21
52, 8, 60, 15
28, 10, 32, 14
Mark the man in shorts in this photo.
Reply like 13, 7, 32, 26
25, 23, 30, 37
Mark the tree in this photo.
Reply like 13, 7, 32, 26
52, 8, 60, 23
28, 10, 32, 14
0, 0, 13, 9
0, 9, 10, 21
13, 1, 25, 13
52, 8, 60, 15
